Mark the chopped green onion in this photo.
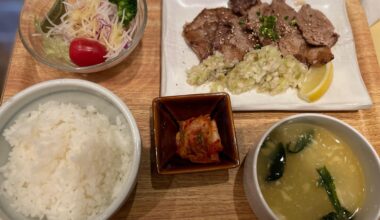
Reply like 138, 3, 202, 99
289, 19, 297, 27
259, 15, 279, 41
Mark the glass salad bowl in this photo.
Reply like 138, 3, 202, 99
18, 0, 147, 73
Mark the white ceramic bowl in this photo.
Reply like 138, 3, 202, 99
243, 113, 380, 220
0, 79, 141, 220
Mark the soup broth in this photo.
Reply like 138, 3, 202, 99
257, 123, 365, 220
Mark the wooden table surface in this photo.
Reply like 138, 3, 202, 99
3, 0, 380, 219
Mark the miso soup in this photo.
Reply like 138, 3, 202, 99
257, 123, 365, 220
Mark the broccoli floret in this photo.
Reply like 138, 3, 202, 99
110, 0, 137, 27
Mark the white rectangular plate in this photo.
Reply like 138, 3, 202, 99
161, 0, 372, 111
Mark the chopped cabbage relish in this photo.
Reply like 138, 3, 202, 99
187, 45, 308, 95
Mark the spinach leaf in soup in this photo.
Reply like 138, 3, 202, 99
317, 166, 355, 220
266, 143, 286, 181
287, 129, 314, 153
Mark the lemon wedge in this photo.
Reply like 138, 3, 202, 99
298, 62, 333, 102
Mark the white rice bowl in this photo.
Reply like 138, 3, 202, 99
0, 79, 141, 220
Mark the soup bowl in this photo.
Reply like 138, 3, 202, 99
243, 113, 380, 220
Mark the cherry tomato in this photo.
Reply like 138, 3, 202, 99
69, 38, 107, 67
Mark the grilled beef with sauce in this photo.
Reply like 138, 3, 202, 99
277, 31, 307, 62
183, 8, 254, 61
183, 8, 254, 62
296, 4, 339, 47
183, 0, 338, 66
244, 0, 299, 45
304, 46, 334, 66
276, 25, 334, 66
269, 0, 297, 37
243, 0, 335, 66
182, 9, 220, 60
213, 22, 253, 61
245, 2, 273, 46
229, 0, 260, 15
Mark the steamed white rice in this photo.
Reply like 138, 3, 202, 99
0, 101, 133, 220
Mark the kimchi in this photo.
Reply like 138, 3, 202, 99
175, 114, 223, 163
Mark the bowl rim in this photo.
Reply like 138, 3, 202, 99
248, 113, 380, 219
18, 0, 148, 73
0, 79, 142, 220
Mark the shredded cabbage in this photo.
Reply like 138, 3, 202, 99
44, 0, 138, 60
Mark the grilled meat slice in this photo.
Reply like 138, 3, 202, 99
245, 2, 273, 46
269, 0, 298, 37
244, 0, 334, 66
184, 0, 337, 66
183, 8, 254, 62
213, 23, 246, 61
229, 0, 260, 15
213, 22, 254, 62
296, 4, 339, 47
305, 46, 334, 66
278, 30, 334, 66
245, 0, 298, 45
277, 31, 308, 63
183, 8, 220, 60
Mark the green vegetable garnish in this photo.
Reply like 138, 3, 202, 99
254, 44, 262, 50
239, 18, 246, 26
266, 143, 286, 181
110, 0, 137, 27
41, 0, 66, 33
289, 19, 297, 27
317, 166, 355, 220
322, 210, 354, 220
287, 129, 314, 153
259, 15, 279, 41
